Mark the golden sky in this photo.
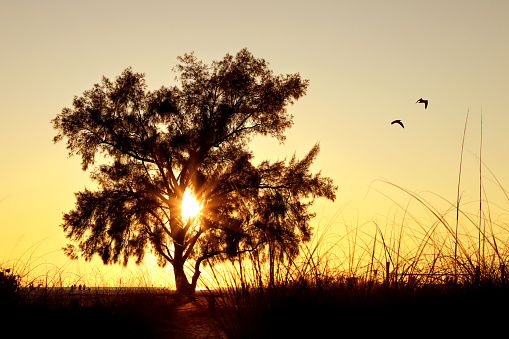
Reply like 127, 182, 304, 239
1, 0, 509, 286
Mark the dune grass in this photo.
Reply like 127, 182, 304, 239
207, 174, 509, 337
204, 111, 509, 337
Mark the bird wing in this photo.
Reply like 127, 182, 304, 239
391, 120, 404, 128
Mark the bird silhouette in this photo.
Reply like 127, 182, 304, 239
391, 120, 404, 128
416, 98, 428, 109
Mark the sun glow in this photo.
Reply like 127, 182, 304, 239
181, 190, 201, 219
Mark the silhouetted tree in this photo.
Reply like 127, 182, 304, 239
52, 49, 337, 294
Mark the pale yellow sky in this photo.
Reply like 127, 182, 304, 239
1, 0, 509, 286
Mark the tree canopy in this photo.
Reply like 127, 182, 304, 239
52, 48, 337, 294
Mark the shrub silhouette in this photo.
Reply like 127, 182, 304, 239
0, 268, 21, 307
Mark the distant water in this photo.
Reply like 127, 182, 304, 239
27, 286, 216, 294
27, 286, 175, 294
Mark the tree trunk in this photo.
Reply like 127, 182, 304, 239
173, 261, 195, 295
169, 208, 196, 295
172, 241, 200, 295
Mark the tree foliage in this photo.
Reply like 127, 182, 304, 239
53, 49, 337, 293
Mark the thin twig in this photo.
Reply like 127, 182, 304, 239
455, 109, 469, 281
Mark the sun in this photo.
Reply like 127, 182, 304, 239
181, 189, 201, 219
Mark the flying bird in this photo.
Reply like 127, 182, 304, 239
416, 98, 428, 109
391, 120, 404, 128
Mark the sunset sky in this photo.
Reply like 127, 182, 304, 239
1, 0, 509, 286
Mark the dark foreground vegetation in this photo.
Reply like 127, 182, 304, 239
217, 279, 509, 338
1, 265, 508, 338
0, 276, 204, 339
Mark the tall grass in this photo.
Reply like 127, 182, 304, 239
204, 111, 509, 337
206, 175, 509, 336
